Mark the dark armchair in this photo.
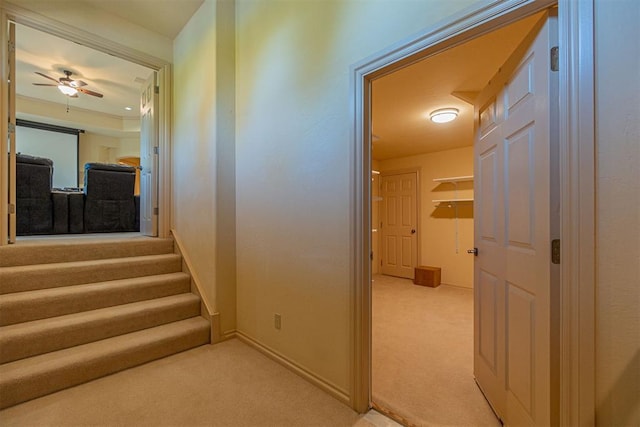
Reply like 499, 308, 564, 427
83, 163, 140, 233
16, 154, 68, 235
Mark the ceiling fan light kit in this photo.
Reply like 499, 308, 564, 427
430, 108, 459, 123
57, 85, 78, 97
33, 70, 104, 99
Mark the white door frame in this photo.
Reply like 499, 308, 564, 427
0, 3, 172, 244
350, 1, 595, 425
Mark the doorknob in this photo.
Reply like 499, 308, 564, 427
467, 248, 478, 256
411, 229, 416, 234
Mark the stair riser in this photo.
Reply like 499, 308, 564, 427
0, 299, 201, 364
0, 256, 182, 294
0, 275, 191, 326
0, 239, 174, 267
0, 325, 209, 409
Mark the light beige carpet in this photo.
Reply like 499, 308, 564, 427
0, 338, 380, 427
372, 274, 500, 427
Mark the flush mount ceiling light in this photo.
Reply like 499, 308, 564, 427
57, 85, 78, 97
430, 108, 459, 123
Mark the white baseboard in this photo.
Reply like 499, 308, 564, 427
234, 330, 350, 405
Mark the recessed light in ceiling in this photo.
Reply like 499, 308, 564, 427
430, 108, 459, 123
125, 106, 133, 111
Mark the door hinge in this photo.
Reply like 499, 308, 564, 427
551, 239, 561, 264
370, 251, 374, 261
153, 207, 159, 215
8, 123, 15, 134
154, 86, 159, 94
153, 146, 159, 155
8, 41, 15, 53
550, 46, 559, 72
8, 203, 15, 214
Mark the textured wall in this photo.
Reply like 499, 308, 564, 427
594, 0, 640, 425
379, 146, 474, 288
235, 0, 480, 398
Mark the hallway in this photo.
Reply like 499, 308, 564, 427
0, 339, 394, 426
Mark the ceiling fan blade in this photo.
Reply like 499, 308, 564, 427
32, 83, 58, 86
70, 80, 87, 88
35, 72, 60, 84
78, 87, 103, 98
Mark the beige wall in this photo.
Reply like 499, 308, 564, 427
594, 0, 640, 425
379, 146, 474, 288
172, 0, 237, 336
78, 132, 139, 186
235, 0, 480, 399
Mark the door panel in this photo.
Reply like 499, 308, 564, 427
381, 172, 418, 279
140, 72, 158, 236
474, 11, 557, 426
7, 22, 16, 243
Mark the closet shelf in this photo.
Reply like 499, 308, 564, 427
432, 175, 474, 183
432, 198, 474, 205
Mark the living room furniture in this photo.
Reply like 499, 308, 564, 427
16, 153, 68, 235
83, 163, 139, 233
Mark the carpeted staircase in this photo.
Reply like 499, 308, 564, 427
0, 237, 210, 409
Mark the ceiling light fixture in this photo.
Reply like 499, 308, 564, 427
125, 106, 133, 111
430, 108, 459, 123
57, 85, 78, 97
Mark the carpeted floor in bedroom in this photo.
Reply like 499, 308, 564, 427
372, 274, 500, 427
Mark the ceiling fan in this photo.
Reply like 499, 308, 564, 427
33, 70, 104, 98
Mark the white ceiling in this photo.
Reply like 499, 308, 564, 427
13, 0, 203, 136
16, 23, 154, 120
65, 0, 204, 40
372, 12, 543, 160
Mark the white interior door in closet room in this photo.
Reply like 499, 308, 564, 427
381, 172, 418, 279
473, 10, 559, 426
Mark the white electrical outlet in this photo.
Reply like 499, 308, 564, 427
274, 313, 281, 330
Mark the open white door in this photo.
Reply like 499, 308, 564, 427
473, 11, 558, 426
140, 72, 158, 236
5, 21, 16, 244
381, 172, 418, 279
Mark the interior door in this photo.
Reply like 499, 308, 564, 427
6, 21, 16, 243
139, 72, 158, 236
473, 11, 558, 426
381, 172, 418, 279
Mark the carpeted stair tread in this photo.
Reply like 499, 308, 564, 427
0, 237, 174, 267
0, 317, 210, 409
0, 272, 191, 326
0, 293, 202, 364
0, 253, 182, 294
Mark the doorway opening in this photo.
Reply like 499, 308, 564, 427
11, 22, 155, 239
369, 10, 549, 426
2, 9, 171, 245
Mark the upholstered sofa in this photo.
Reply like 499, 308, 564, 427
83, 163, 140, 233
16, 154, 68, 235
16, 156, 140, 235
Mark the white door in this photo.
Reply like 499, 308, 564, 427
6, 22, 16, 243
381, 172, 418, 279
474, 11, 558, 426
140, 72, 158, 236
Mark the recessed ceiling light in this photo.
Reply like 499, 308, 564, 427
125, 106, 133, 111
430, 108, 459, 123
